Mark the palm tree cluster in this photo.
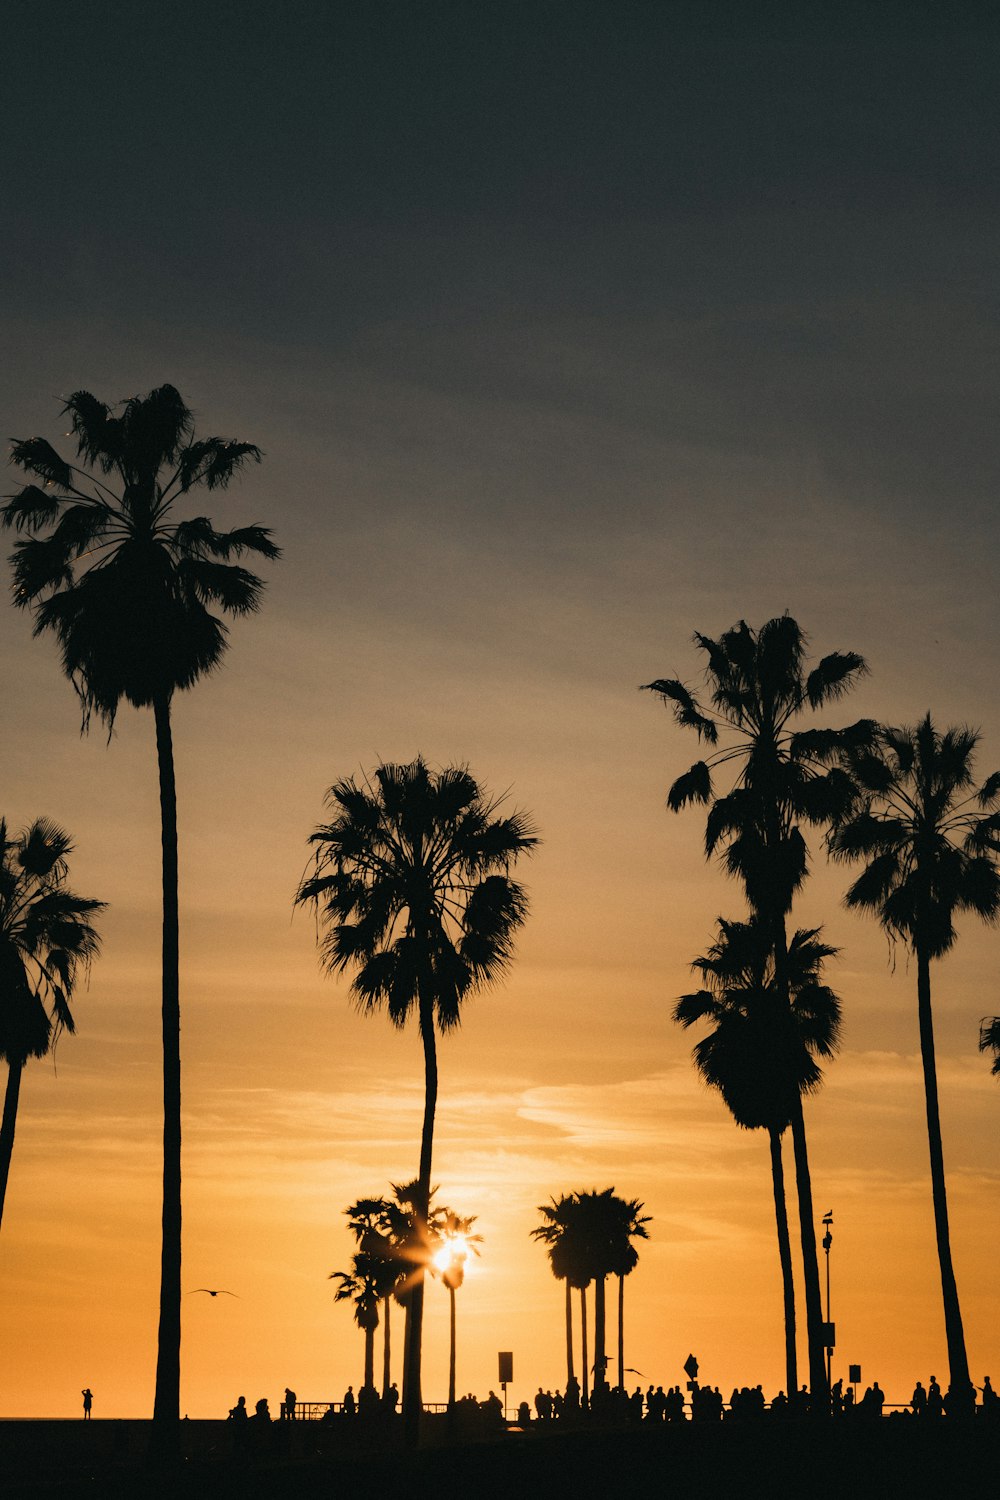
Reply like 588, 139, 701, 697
647, 617, 1000, 1408
532, 1189, 650, 1402
332, 1188, 481, 1416
7, 383, 1000, 1433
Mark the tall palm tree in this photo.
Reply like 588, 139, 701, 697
331, 1252, 385, 1392
0, 818, 104, 1229
676, 916, 842, 1397
644, 614, 867, 1399
829, 715, 1000, 1401
608, 1195, 651, 1391
296, 758, 536, 1440
431, 1210, 482, 1413
3, 386, 279, 1433
980, 1017, 1000, 1076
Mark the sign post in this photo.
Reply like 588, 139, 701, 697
498, 1351, 513, 1421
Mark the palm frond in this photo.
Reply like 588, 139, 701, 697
805, 652, 868, 708
9, 438, 73, 490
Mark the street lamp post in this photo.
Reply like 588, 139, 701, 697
822, 1212, 834, 1391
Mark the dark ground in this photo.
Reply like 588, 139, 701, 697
1, 1418, 996, 1499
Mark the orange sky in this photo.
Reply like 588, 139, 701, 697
3, 4, 1000, 1421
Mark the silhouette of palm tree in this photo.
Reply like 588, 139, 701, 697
431, 1210, 482, 1413
532, 1194, 587, 1386
980, 1017, 1000, 1077
3, 387, 278, 1434
829, 715, 1000, 1400
676, 916, 842, 1397
331, 1253, 384, 1392
607, 1195, 650, 1393
343, 1193, 411, 1397
296, 758, 536, 1440
0, 818, 104, 1231
645, 614, 866, 1400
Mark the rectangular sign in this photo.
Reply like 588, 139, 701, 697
498, 1351, 513, 1384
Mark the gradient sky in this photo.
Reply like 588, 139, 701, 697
2, 3, 999, 1417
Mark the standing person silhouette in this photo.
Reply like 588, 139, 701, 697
81, 1388, 93, 1421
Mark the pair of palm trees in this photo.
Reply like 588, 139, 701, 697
4, 387, 279, 1439
532, 1188, 650, 1401
296, 760, 536, 1440
648, 619, 1000, 1403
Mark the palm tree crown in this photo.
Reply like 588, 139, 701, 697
676, 917, 842, 1132
0, 818, 104, 1229
296, 758, 537, 1030
3, 384, 279, 727
829, 716, 1000, 955
980, 1017, 1000, 1078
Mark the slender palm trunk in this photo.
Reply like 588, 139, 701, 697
771, 909, 827, 1404
593, 1275, 607, 1390
152, 694, 181, 1438
916, 944, 970, 1397
580, 1286, 589, 1409
364, 1325, 375, 1391
617, 1274, 624, 1390
789, 1094, 827, 1402
565, 1278, 575, 1382
403, 993, 438, 1444
0, 1058, 24, 1231
769, 1126, 797, 1397
448, 1284, 457, 1410
382, 1295, 391, 1398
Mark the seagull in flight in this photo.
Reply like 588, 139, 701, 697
187, 1288, 240, 1298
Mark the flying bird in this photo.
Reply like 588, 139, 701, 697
187, 1288, 239, 1298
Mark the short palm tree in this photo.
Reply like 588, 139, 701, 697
331, 1252, 384, 1392
431, 1210, 482, 1413
608, 1195, 650, 1391
0, 818, 104, 1229
343, 1195, 407, 1396
532, 1194, 585, 1386
980, 1017, 1000, 1076
829, 715, 1000, 1400
676, 916, 841, 1397
296, 758, 536, 1440
3, 385, 278, 1432
645, 614, 867, 1398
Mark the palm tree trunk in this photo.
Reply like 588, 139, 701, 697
580, 1286, 589, 1409
152, 693, 181, 1440
565, 1278, 575, 1383
617, 1274, 624, 1390
789, 1093, 827, 1402
382, 1295, 391, 1398
916, 944, 971, 1397
403, 992, 438, 1444
448, 1284, 457, 1411
769, 1126, 797, 1397
771, 907, 827, 1405
0, 1058, 24, 1232
364, 1324, 375, 1391
593, 1275, 607, 1390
